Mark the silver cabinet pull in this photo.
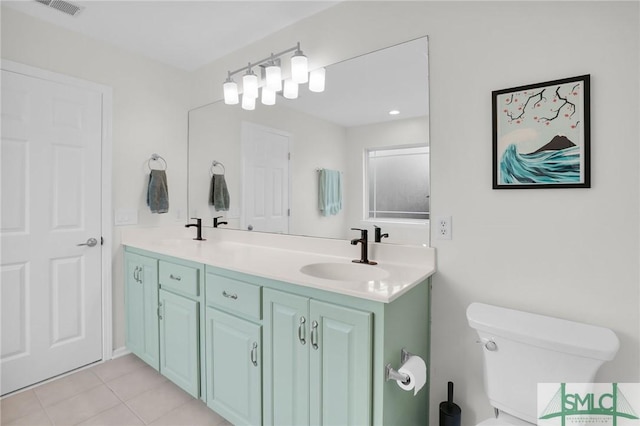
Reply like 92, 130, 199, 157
77, 237, 98, 247
133, 266, 140, 283
311, 320, 319, 350
222, 291, 238, 300
298, 316, 306, 345
158, 301, 163, 320
169, 274, 181, 281
250, 342, 258, 367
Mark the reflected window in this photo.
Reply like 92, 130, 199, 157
366, 145, 429, 221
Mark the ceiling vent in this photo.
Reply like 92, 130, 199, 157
34, 0, 83, 17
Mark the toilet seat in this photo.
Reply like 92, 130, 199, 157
477, 413, 533, 426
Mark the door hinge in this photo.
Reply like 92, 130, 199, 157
288, 152, 291, 160
288, 208, 291, 217
101, 237, 104, 246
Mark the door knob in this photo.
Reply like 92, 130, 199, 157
77, 238, 98, 247
247, 224, 254, 231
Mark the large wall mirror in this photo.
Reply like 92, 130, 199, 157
188, 36, 429, 245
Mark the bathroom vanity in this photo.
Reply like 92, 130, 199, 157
122, 227, 435, 425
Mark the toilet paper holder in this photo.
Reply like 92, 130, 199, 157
385, 348, 412, 383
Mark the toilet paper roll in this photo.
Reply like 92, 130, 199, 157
396, 355, 427, 395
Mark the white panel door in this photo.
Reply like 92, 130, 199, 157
241, 122, 290, 233
1, 69, 103, 395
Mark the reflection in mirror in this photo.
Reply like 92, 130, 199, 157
188, 36, 429, 245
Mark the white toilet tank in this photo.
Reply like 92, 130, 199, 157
467, 303, 619, 424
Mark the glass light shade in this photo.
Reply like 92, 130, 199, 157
243, 71, 259, 99
291, 53, 308, 84
308, 68, 326, 93
283, 79, 298, 99
223, 79, 239, 105
265, 64, 282, 91
261, 87, 276, 106
241, 94, 256, 111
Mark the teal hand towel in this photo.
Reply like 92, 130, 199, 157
209, 173, 230, 211
147, 170, 169, 214
318, 169, 342, 216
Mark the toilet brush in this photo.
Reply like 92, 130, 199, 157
439, 381, 461, 426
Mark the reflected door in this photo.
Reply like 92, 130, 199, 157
241, 122, 290, 233
0, 69, 103, 395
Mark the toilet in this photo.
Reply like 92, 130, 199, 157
467, 302, 620, 425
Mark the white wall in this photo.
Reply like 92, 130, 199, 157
1, 6, 192, 352
345, 116, 430, 246
192, 2, 639, 424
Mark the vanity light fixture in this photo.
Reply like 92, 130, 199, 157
242, 66, 259, 99
222, 42, 324, 110
265, 56, 283, 92
283, 79, 298, 99
309, 67, 326, 93
290, 45, 309, 84
223, 74, 239, 105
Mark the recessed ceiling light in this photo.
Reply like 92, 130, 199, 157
389, 110, 400, 115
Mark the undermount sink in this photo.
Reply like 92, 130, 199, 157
300, 262, 389, 282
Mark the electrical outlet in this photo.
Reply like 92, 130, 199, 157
436, 216, 452, 240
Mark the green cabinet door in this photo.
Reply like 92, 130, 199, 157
206, 307, 261, 426
124, 252, 159, 370
309, 300, 372, 426
263, 289, 310, 426
158, 289, 199, 397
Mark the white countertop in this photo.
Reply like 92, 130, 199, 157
121, 226, 436, 303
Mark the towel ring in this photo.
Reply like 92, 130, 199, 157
210, 160, 225, 176
148, 153, 167, 171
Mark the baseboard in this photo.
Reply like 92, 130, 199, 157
111, 346, 131, 359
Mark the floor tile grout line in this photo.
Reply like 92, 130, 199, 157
143, 396, 196, 426
67, 385, 122, 426
32, 389, 56, 426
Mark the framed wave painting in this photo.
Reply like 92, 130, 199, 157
492, 75, 590, 189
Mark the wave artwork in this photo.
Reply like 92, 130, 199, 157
499, 142, 580, 184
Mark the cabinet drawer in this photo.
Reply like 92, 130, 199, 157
207, 274, 261, 320
159, 260, 199, 297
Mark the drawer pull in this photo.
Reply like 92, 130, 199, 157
222, 291, 238, 300
250, 342, 258, 367
298, 316, 306, 345
311, 320, 319, 350
169, 274, 182, 281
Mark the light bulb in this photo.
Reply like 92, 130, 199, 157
261, 87, 276, 106
265, 63, 282, 91
309, 68, 326, 93
223, 78, 238, 105
291, 50, 308, 84
283, 79, 298, 99
243, 69, 259, 99
241, 94, 256, 111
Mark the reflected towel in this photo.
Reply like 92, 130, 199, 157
209, 173, 230, 211
318, 169, 342, 216
147, 170, 169, 214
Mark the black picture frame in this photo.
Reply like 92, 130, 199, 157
492, 75, 590, 189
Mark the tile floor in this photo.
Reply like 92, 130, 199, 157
0, 354, 232, 426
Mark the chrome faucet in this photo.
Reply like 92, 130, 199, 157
374, 225, 389, 243
185, 218, 205, 240
350, 228, 377, 265
213, 216, 228, 228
